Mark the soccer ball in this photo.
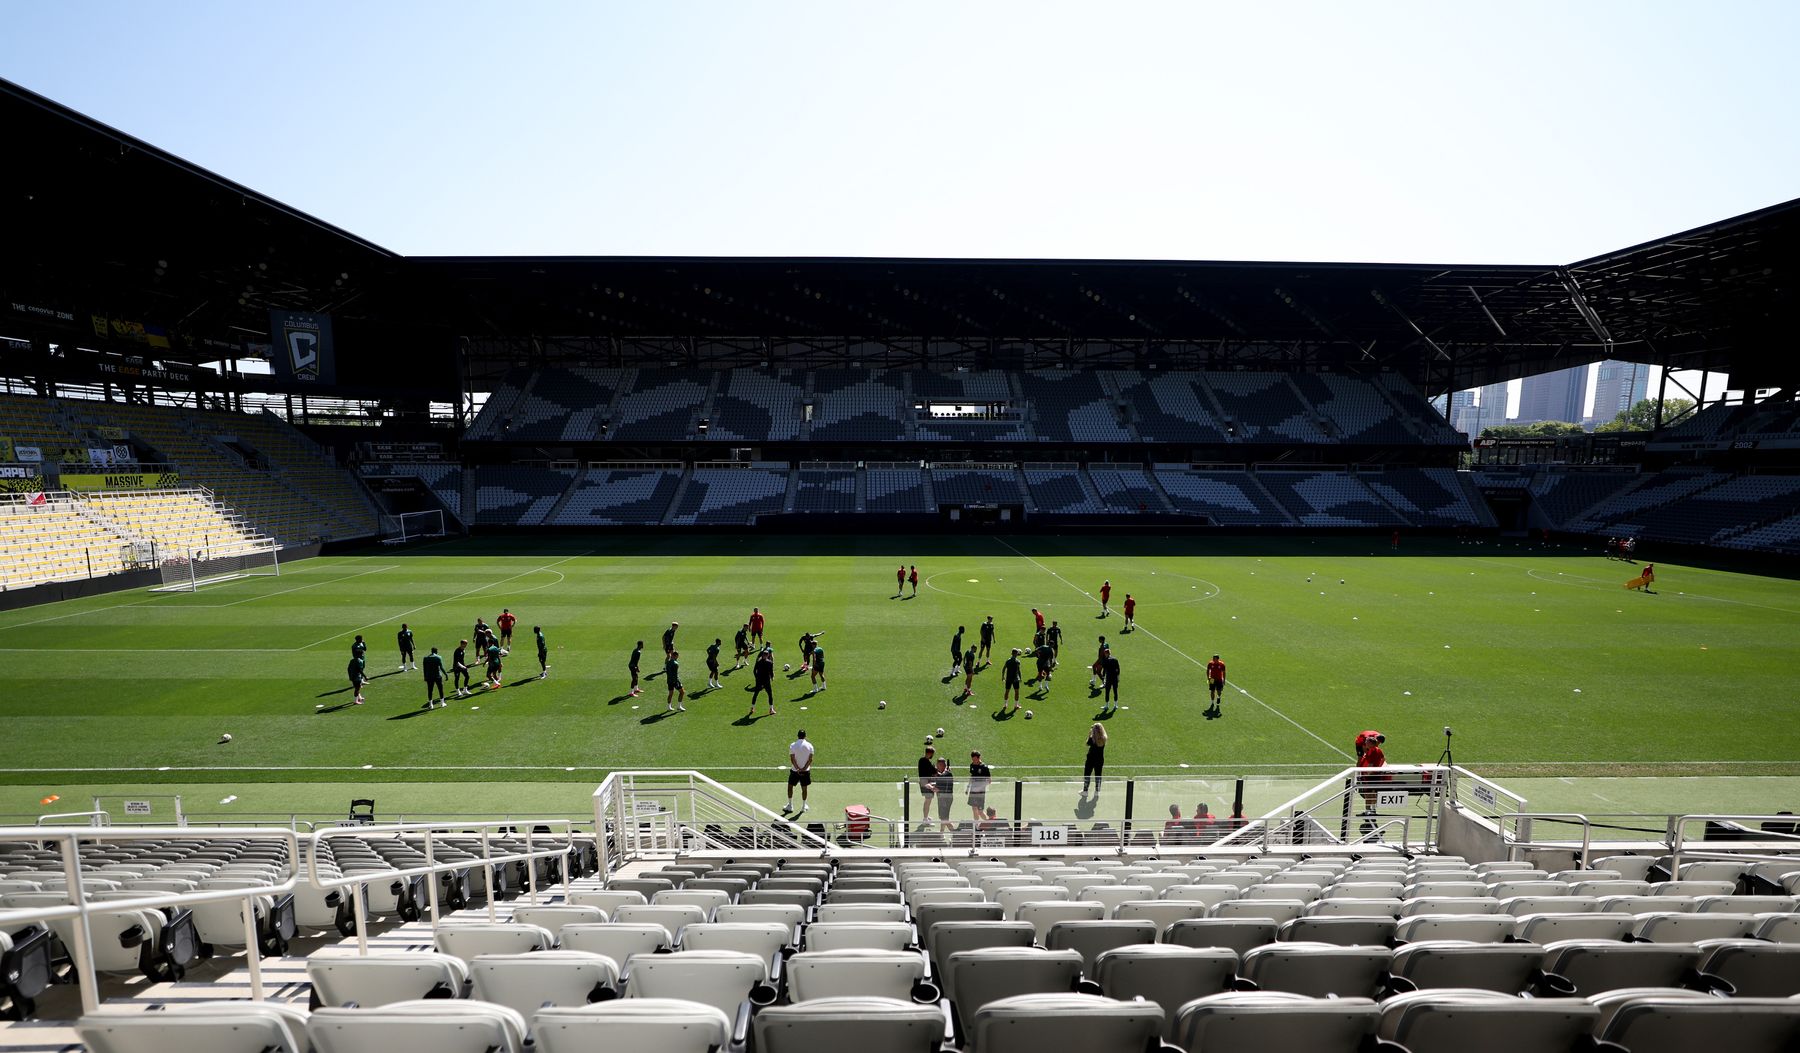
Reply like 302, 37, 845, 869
936, 727, 946, 737
783, 663, 791, 671
878, 700, 887, 709
924, 735, 934, 746
220, 734, 232, 743
1024, 710, 1034, 719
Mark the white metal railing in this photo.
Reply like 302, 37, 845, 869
1668, 814, 1800, 869
595, 771, 833, 870
307, 820, 582, 954
0, 826, 300, 1013
1211, 764, 1459, 853
35, 810, 111, 827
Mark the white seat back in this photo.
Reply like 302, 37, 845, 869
79, 1003, 309, 1053
1094, 944, 1236, 1037
624, 949, 769, 1017
970, 993, 1163, 1053
512, 904, 606, 939
751, 996, 942, 1053
787, 949, 926, 1002
678, 922, 788, 961
613, 903, 708, 940
1017, 900, 1105, 943
535, 996, 731, 1053
1175, 991, 1377, 1053
308, 1000, 527, 1053
804, 922, 914, 952
435, 922, 555, 964
560, 922, 670, 961
307, 952, 468, 1009
469, 951, 619, 1021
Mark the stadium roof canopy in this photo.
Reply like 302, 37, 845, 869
4, 77, 1794, 396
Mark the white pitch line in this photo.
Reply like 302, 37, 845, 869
989, 537, 1350, 760
289, 551, 593, 652
200, 564, 401, 607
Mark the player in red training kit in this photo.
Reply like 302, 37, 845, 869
749, 607, 766, 644
896, 564, 905, 596
1099, 580, 1112, 617
1204, 653, 1226, 718
1121, 593, 1136, 632
908, 565, 919, 596
1032, 607, 1045, 635
496, 608, 517, 649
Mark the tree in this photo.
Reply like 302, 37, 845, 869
1596, 397, 1696, 433
1480, 420, 1588, 439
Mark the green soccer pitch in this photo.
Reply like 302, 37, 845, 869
3, 533, 1797, 824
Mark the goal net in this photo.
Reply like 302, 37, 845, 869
149, 540, 281, 592
382, 509, 447, 544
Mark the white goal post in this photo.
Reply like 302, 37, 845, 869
382, 509, 447, 544
149, 540, 281, 592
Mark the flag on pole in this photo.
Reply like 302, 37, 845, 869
26, 492, 45, 506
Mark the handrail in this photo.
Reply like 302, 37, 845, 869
1500, 812, 1595, 867
307, 820, 579, 954
1668, 814, 1800, 869
36, 810, 111, 827
0, 825, 300, 1014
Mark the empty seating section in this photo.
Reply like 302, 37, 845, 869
605, 369, 706, 442
379, 462, 463, 518
914, 416, 1031, 442
548, 469, 680, 525
865, 468, 930, 513
6, 838, 1800, 1050
0, 497, 133, 587
0, 393, 86, 452
1567, 470, 1729, 534
1292, 373, 1416, 444
670, 468, 788, 525
474, 467, 574, 526
1627, 474, 1800, 545
1381, 374, 1464, 443
1088, 465, 1165, 513
932, 468, 1023, 506
465, 368, 533, 439
511, 368, 622, 442
1720, 509, 1800, 555
1258, 472, 1405, 526
706, 370, 805, 442
80, 490, 270, 558
1106, 371, 1229, 443
1206, 372, 1322, 442
1527, 471, 1640, 528
809, 370, 907, 442
19, 400, 379, 544
1154, 469, 1287, 524
1024, 468, 1101, 513
1020, 371, 1130, 443
1367, 468, 1491, 527
912, 369, 1012, 402
793, 470, 856, 513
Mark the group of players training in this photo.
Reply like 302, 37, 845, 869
340, 608, 549, 709
625, 608, 822, 717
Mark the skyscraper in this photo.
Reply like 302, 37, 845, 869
1515, 365, 1588, 424
1589, 360, 1651, 424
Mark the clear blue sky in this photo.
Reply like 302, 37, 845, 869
4, 2, 1796, 264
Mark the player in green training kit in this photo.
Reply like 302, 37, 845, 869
397, 624, 415, 671
485, 641, 503, 689
347, 653, 367, 705
421, 646, 446, 708
706, 638, 723, 689
534, 626, 549, 679
452, 639, 472, 698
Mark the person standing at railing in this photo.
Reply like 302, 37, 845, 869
968, 750, 993, 823
785, 729, 814, 815
1355, 731, 1387, 816
917, 744, 938, 825
1082, 723, 1107, 794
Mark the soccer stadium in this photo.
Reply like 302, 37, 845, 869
2, 8, 1800, 1051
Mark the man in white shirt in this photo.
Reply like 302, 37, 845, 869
785, 729, 815, 814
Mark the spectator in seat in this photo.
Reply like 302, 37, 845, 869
1192, 803, 1217, 841
1164, 804, 1191, 844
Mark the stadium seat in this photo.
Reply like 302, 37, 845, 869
1238, 942, 1391, 997
1018, 899, 1107, 943
534, 998, 730, 1053
78, 1002, 311, 1053
804, 921, 914, 952
715, 902, 806, 931
1210, 899, 1308, 926
1043, 920, 1158, 970
1164, 918, 1279, 958
466, 951, 620, 1020
1594, 992, 1800, 1053
308, 1000, 528, 1053
1304, 897, 1401, 918
1173, 991, 1379, 1053
786, 948, 930, 1002
570, 889, 648, 913
1376, 988, 1599, 1053
1538, 940, 1714, 995
940, 946, 1084, 1037
970, 993, 1164, 1053
624, 948, 774, 1017
1694, 939, 1800, 996
1092, 944, 1237, 1037
512, 903, 606, 938
1279, 916, 1396, 946
677, 921, 789, 964
1388, 940, 1557, 994
1631, 912, 1760, 942
926, 919, 1036, 974
1112, 899, 1210, 933
752, 996, 943, 1053
914, 901, 1003, 946
613, 903, 708, 939
561, 922, 671, 961
1512, 912, 1633, 943
307, 951, 470, 1008
436, 921, 556, 963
